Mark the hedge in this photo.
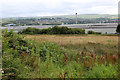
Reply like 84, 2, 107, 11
18, 26, 85, 34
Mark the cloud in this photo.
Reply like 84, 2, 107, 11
1, 0, 119, 17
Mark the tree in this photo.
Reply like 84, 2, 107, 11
116, 24, 120, 33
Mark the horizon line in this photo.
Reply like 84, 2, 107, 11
1, 13, 118, 19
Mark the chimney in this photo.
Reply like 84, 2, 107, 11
75, 13, 78, 24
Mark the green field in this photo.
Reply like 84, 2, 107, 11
25, 34, 118, 55
1, 30, 119, 78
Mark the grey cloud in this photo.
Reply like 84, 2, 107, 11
1, 0, 118, 17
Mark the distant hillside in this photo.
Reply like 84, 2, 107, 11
53, 14, 117, 19
2, 14, 118, 26
78, 14, 117, 19
2, 14, 117, 19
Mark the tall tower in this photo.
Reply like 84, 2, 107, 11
75, 13, 78, 24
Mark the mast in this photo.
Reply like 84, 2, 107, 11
75, 13, 78, 24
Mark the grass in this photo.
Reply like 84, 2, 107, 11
24, 34, 118, 45
24, 34, 118, 55
2, 30, 119, 79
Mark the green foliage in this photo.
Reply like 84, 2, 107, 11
2, 30, 33, 78
18, 27, 41, 34
2, 30, 118, 78
116, 24, 120, 33
86, 64, 118, 78
88, 31, 95, 34
67, 28, 85, 34
2, 29, 67, 78
95, 32, 102, 34
18, 26, 85, 34
88, 31, 101, 34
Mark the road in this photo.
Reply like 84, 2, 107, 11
0, 23, 118, 34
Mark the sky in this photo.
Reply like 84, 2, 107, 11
0, 0, 119, 18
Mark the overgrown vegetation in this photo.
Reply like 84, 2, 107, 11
18, 26, 85, 34
2, 29, 119, 79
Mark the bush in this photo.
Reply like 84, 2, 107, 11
95, 32, 102, 34
68, 28, 85, 34
116, 24, 120, 33
18, 27, 41, 34
88, 31, 95, 34
50, 26, 69, 34
40, 28, 50, 34
2, 30, 32, 78
18, 26, 85, 34
2, 29, 68, 78
88, 31, 101, 34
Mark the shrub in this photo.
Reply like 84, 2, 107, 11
18, 27, 41, 34
18, 26, 85, 34
116, 24, 120, 33
68, 28, 85, 34
2, 29, 68, 78
60, 26, 69, 34
95, 32, 102, 34
88, 31, 95, 34
2, 30, 33, 78
40, 28, 50, 34
88, 31, 101, 34
50, 26, 69, 34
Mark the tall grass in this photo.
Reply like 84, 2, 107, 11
2, 29, 119, 79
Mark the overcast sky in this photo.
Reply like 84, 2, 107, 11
0, 0, 119, 18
